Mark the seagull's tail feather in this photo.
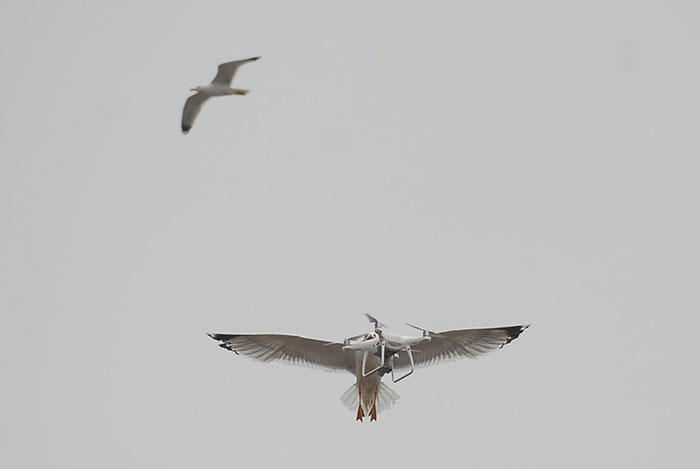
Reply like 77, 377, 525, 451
340, 383, 359, 411
376, 382, 400, 413
339, 381, 400, 421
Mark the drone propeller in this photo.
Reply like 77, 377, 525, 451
323, 333, 366, 346
405, 323, 437, 338
365, 313, 388, 331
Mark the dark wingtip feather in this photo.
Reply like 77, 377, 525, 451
208, 333, 240, 354
500, 324, 530, 348
219, 343, 240, 354
237, 56, 261, 64
208, 332, 235, 341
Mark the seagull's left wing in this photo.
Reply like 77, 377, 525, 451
207, 333, 356, 373
181, 92, 209, 134
212, 56, 260, 85
392, 324, 530, 369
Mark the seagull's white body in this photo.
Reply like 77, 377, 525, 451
193, 83, 244, 96
208, 322, 529, 422
182, 56, 260, 134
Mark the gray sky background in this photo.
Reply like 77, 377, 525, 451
1, 0, 698, 467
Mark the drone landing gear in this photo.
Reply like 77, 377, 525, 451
360, 345, 418, 382
389, 346, 416, 383
360, 343, 386, 377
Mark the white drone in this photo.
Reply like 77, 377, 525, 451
338, 314, 433, 382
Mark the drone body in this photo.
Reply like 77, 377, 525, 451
208, 315, 529, 421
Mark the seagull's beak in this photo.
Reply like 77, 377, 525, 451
190, 88, 197, 91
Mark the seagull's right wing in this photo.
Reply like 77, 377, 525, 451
392, 324, 530, 369
208, 333, 356, 373
181, 92, 209, 134
212, 56, 261, 85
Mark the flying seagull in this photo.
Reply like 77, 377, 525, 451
207, 316, 529, 422
181, 56, 260, 134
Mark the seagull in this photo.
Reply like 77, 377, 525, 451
207, 317, 529, 422
181, 56, 260, 134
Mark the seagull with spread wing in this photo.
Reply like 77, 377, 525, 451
181, 56, 260, 134
208, 316, 529, 422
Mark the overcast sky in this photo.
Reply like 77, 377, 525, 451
1, 0, 698, 467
